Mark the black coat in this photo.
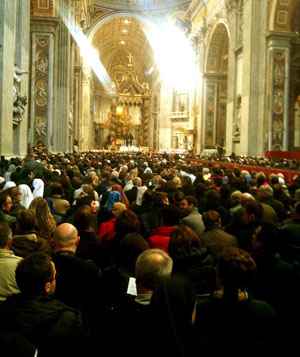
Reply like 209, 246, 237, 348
0, 294, 86, 356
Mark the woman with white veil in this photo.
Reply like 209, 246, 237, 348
32, 178, 44, 198
18, 184, 34, 209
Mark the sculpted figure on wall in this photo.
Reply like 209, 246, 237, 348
13, 65, 28, 126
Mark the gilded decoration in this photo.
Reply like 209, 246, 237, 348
31, 0, 55, 17
103, 51, 151, 147
34, 36, 50, 144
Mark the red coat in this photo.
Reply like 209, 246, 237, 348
148, 226, 177, 252
98, 217, 116, 241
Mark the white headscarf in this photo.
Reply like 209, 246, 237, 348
18, 184, 34, 209
32, 178, 44, 198
3, 181, 16, 191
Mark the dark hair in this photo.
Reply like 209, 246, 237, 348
169, 224, 201, 260
118, 233, 149, 274
15, 253, 54, 297
218, 247, 256, 302
16, 209, 37, 233
0, 222, 12, 248
244, 201, 263, 222
73, 205, 94, 231
161, 206, 181, 226
0, 193, 12, 209
184, 196, 198, 207
202, 210, 220, 230
116, 209, 140, 237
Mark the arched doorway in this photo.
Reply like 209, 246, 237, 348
79, 14, 155, 150
203, 23, 229, 150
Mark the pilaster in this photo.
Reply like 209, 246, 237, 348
14, 0, 30, 156
241, 0, 268, 155
0, 0, 17, 155
266, 32, 293, 151
30, 17, 59, 149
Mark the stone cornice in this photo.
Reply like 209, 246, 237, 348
30, 16, 60, 33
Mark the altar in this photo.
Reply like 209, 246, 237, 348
93, 52, 151, 149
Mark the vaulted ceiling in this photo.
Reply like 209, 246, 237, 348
93, 0, 192, 12
92, 16, 154, 89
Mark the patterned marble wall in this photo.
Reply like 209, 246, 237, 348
31, 33, 53, 146
270, 49, 288, 150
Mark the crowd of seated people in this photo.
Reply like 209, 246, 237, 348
0, 148, 300, 355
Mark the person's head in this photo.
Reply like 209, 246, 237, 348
16, 253, 56, 297
240, 192, 256, 206
29, 197, 56, 230
242, 201, 263, 225
116, 209, 140, 235
73, 205, 94, 231
7, 186, 22, 204
52, 223, 79, 252
118, 233, 149, 274
112, 202, 127, 217
169, 224, 202, 260
257, 184, 274, 201
135, 249, 173, 292
202, 210, 221, 230
16, 209, 37, 234
218, 247, 256, 300
0, 193, 13, 213
0, 222, 13, 248
230, 190, 242, 206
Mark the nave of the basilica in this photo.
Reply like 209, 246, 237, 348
1, 0, 300, 157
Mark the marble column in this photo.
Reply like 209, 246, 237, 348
158, 82, 173, 150
225, 1, 237, 155
79, 65, 91, 151
14, 0, 30, 156
53, 18, 72, 152
240, 0, 268, 155
0, 0, 17, 156
192, 33, 204, 154
266, 33, 292, 151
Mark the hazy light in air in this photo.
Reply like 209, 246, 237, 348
145, 20, 197, 91
59, 12, 115, 95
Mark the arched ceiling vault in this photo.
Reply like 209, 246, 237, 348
93, 0, 191, 12
92, 16, 154, 92
206, 24, 229, 74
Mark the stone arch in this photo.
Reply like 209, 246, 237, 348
205, 21, 230, 73
203, 22, 230, 149
80, 12, 155, 150
269, 0, 300, 32
87, 12, 153, 42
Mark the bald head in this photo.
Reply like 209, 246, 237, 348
135, 249, 173, 291
53, 223, 79, 250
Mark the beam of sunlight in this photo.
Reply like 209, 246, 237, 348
144, 18, 197, 91
59, 9, 116, 95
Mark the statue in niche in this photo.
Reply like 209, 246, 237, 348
13, 65, 28, 125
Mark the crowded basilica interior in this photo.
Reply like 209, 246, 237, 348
1, 0, 300, 356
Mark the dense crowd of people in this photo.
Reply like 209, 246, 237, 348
0, 147, 300, 356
